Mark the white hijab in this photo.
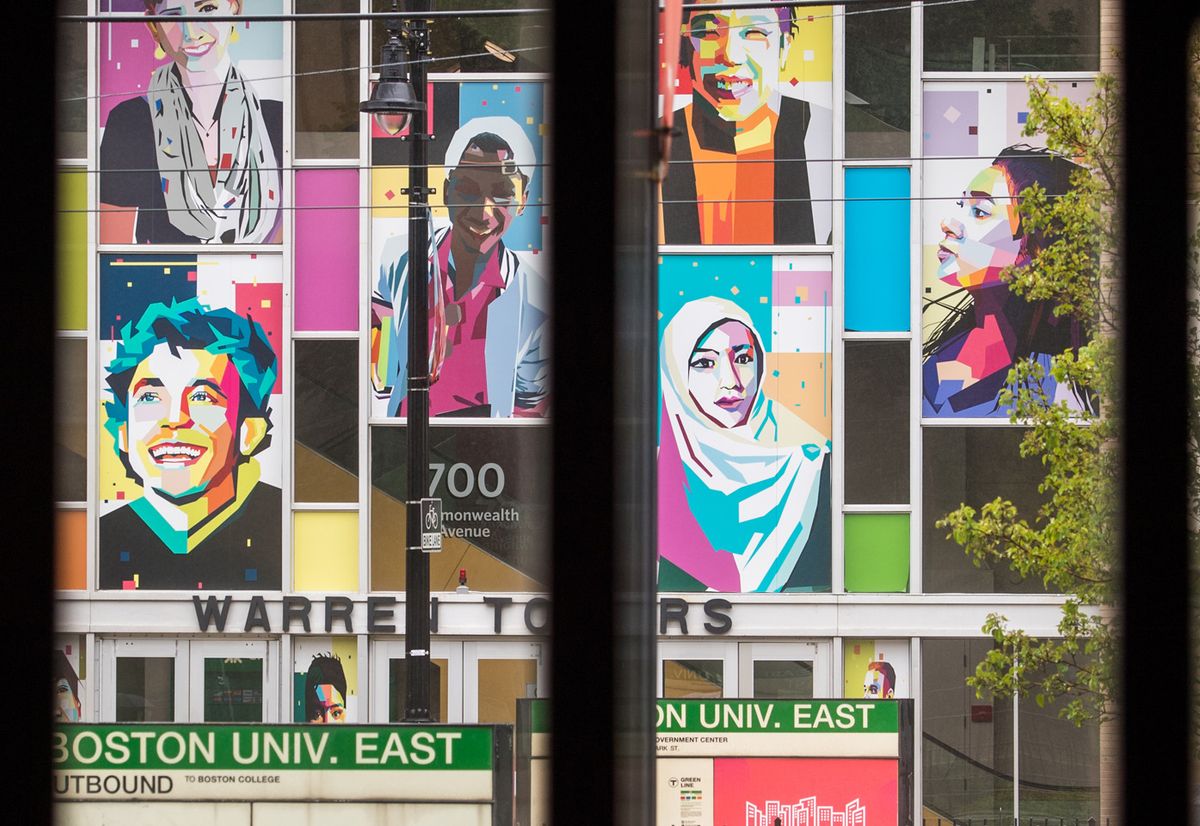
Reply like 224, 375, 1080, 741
148, 63, 280, 243
660, 297, 829, 592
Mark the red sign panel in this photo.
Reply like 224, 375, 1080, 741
713, 758, 898, 826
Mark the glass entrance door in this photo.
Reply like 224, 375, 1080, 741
369, 639, 462, 722
463, 640, 548, 725
100, 638, 188, 722
657, 641, 832, 698
738, 641, 832, 698
188, 639, 276, 722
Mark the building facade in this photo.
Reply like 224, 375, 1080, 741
54, 1, 1111, 822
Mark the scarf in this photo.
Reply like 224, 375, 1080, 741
659, 297, 830, 592
148, 63, 280, 243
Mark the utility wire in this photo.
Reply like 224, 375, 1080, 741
56, 0, 999, 105
55, 152, 1123, 175
56, 192, 1087, 215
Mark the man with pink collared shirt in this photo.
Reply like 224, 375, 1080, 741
371, 117, 550, 419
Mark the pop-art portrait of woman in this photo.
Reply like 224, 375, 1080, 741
657, 255, 833, 593
99, 0, 283, 245
922, 82, 1096, 418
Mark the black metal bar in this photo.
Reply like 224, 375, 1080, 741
12, 5, 54, 823
550, 0, 656, 822
1120, 0, 1194, 822
403, 0, 433, 723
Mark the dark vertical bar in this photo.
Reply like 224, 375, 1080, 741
404, 0, 432, 722
551, 0, 657, 821
1120, 0, 1194, 821
18, 3, 54, 823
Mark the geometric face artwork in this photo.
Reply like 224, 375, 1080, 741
370, 81, 549, 420
659, 3, 834, 245
658, 254, 833, 593
921, 80, 1095, 418
98, 254, 283, 590
293, 638, 358, 724
54, 636, 86, 723
98, 0, 285, 245
843, 638, 910, 699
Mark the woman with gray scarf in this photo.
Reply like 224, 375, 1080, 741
100, 0, 282, 244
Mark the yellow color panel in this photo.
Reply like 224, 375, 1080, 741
842, 638, 877, 698
783, 5, 833, 83
331, 636, 359, 698
57, 169, 88, 331
56, 509, 87, 591
294, 511, 359, 592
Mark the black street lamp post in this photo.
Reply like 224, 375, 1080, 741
361, 0, 434, 723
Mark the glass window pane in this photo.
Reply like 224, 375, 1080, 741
1017, 663, 1101, 821
57, 0, 87, 159
388, 658, 449, 723
55, 338, 86, 502
845, 2, 910, 158
203, 658, 263, 722
844, 513, 910, 593
845, 341, 909, 503
296, 0, 360, 158
296, 340, 359, 502
923, 0, 1100, 72
752, 661, 813, 699
477, 659, 538, 725
116, 657, 175, 722
663, 660, 723, 699
371, 425, 550, 591
372, 0, 550, 74
923, 639, 1011, 822
923, 428, 1049, 593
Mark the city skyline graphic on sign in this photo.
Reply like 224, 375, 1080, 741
745, 797, 867, 826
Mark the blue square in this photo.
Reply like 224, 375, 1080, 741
244, 568, 258, 582
119, 551, 130, 562
1017, 111, 1029, 124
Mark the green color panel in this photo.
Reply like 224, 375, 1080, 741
844, 513, 910, 593
57, 169, 88, 331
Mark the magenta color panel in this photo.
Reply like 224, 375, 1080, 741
295, 169, 360, 332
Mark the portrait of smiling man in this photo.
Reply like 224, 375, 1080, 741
661, 2, 830, 245
372, 115, 550, 418
99, 297, 281, 590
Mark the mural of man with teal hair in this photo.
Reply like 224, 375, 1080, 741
99, 297, 281, 590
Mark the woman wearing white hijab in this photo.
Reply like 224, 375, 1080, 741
100, 0, 281, 244
658, 297, 831, 593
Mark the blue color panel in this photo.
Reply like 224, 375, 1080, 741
845, 168, 910, 332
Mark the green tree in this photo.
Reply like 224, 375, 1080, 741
940, 41, 1200, 726
934, 70, 1122, 725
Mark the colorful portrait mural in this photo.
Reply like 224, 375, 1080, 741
659, 3, 833, 245
843, 638, 909, 699
99, 0, 284, 245
371, 81, 549, 420
658, 254, 832, 593
98, 254, 283, 590
293, 638, 358, 724
921, 81, 1096, 418
53, 637, 86, 723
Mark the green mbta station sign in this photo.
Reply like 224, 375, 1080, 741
656, 699, 902, 758
54, 724, 504, 802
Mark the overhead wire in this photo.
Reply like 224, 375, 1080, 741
54, 0, 1006, 105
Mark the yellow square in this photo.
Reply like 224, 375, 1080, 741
527, 116, 534, 125
261, 298, 272, 309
